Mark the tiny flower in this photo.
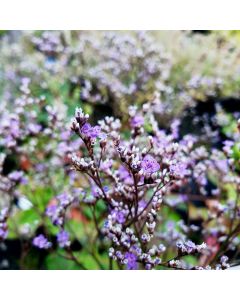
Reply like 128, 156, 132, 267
118, 166, 133, 184
57, 230, 70, 248
57, 192, 73, 207
91, 185, 102, 198
0, 227, 8, 240
28, 123, 42, 134
33, 234, 52, 249
111, 210, 126, 224
45, 204, 58, 218
141, 155, 160, 174
81, 123, 92, 135
8, 171, 25, 183
125, 252, 138, 270
131, 115, 144, 128
170, 162, 189, 178
81, 123, 102, 139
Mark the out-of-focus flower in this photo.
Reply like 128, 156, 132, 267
125, 252, 138, 270
57, 230, 70, 248
81, 123, 102, 139
141, 155, 160, 174
131, 115, 144, 128
33, 234, 52, 249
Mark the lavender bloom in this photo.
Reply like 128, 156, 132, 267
91, 185, 102, 198
57, 230, 70, 248
170, 162, 189, 178
131, 115, 144, 128
0, 227, 8, 240
118, 166, 133, 184
81, 123, 92, 135
81, 123, 102, 139
60, 131, 71, 141
111, 210, 126, 224
176, 240, 207, 255
222, 140, 234, 154
138, 200, 147, 213
100, 159, 113, 171
215, 159, 228, 174
8, 171, 25, 183
220, 255, 229, 264
57, 192, 73, 207
45, 204, 58, 218
0, 208, 8, 221
33, 234, 52, 249
46, 205, 64, 226
141, 155, 160, 174
125, 252, 138, 270
28, 123, 42, 134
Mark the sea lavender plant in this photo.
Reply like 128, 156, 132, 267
56, 105, 214, 270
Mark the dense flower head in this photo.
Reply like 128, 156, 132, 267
141, 155, 160, 174
125, 252, 138, 270
170, 162, 189, 178
2, 31, 240, 270
81, 123, 102, 139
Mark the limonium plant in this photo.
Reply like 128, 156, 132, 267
27, 103, 240, 270
2, 31, 240, 270
1, 79, 240, 269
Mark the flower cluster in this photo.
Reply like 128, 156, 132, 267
33, 234, 52, 249
2, 31, 240, 270
67, 105, 220, 270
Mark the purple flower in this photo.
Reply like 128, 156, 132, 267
33, 234, 52, 249
8, 171, 24, 182
116, 211, 125, 223
223, 140, 234, 154
81, 123, 92, 135
89, 126, 101, 138
91, 185, 102, 197
170, 162, 189, 178
111, 210, 125, 224
141, 155, 160, 174
0, 227, 8, 240
57, 192, 73, 207
60, 131, 71, 141
0, 208, 8, 221
131, 115, 144, 128
9, 119, 20, 138
220, 256, 229, 264
100, 159, 113, 171
176, 240, 196, 254
184, 240, 197, 253
28, 123, 42, 134
57, 230, 70, 248
180, 194, 188, 202
45, 204, 57, 218
125, 252, 138, 270
103, 186, 109, 192
118, 166, 133, 184
138, 200, 147, 212
81, 123, 102, 139
215, 159, 228, 174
